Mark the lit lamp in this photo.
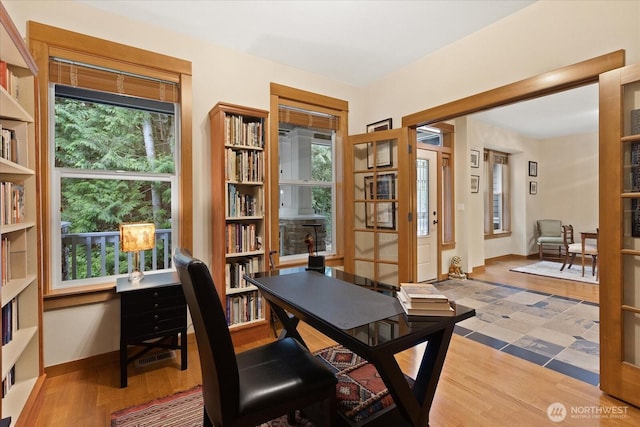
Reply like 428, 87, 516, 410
120, 222, 156, 282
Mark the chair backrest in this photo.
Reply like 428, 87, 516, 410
173, 248, 240, 425
562, 224, 574, 246
538, 219, 562, 237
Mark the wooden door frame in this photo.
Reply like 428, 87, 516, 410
402, 50, 624, 128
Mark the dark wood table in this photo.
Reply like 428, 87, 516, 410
244, 268, 474, 427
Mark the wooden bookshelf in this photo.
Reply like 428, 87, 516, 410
0, 2, 43, 425
209, 102, 271, 346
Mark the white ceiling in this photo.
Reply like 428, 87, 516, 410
76, 0, 597, 139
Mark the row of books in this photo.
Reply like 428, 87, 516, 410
1, 366, 15, 398
0, 60, 20, 101
2, 237, 14, 287
225, 223, 260, 254
226, 291, 264, 325
397, 283, 454, 317
1, 182, 25, 225
227, 184, 260, 217
2, 298, 18, 345
225, 257, 262, 289
225, 148, 263, 183
0, 126, 19, 164
224, 114, 264, 148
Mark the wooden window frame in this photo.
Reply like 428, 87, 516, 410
484, 149, 511, 238
28, 22, 192, 308
269, 83, 348, 269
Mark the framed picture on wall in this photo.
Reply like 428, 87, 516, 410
470, 150, 480, 168
364, 173, 396, 229
366, 118, 392, 133
530, 181, 538, 195
529, 161, 538, 177
470, 175, 479, 193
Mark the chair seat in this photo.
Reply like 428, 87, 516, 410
568, 243, 598, 255
537, 236, 564, 244
237, 337, 337, 415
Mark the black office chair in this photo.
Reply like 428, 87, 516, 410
173, 248, 337, 427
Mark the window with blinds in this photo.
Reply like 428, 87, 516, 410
49, 57, 180, 288
484, 149, 511, 235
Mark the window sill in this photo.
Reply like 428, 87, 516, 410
44, 282, 117, 311
484, 231, 512, 240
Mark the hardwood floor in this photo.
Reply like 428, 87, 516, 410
28, 257, 639, 426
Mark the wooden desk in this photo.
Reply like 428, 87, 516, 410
580, 230, 598, 277
117, 271, 188, 388
245, 269, 474, 427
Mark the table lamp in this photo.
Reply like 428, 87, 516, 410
120, 222, 156, 281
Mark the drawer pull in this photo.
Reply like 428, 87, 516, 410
154, 314, 159, 320
154, 303, 159, 308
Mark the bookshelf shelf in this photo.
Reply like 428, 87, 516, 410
0, 3, 43, 424
210, 102, 271, 346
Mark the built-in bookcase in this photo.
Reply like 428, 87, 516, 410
209, 102, 270, 345
0, 3, 43, 425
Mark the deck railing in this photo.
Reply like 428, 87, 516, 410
61, 228, 172, 280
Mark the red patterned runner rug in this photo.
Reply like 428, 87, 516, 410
110, 385, 312, 427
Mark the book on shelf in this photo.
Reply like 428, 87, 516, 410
397, 283, 454, 317
632, 109, 640, 136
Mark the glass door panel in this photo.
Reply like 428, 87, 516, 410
346, 129, 409, 286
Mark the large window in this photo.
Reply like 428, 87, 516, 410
484, 149, 511, 236
278, 107, 336, 259
29, 22, 192, 299
269, 83, 348, 266
53, 86, 177, 288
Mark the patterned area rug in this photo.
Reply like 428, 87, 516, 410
510, 260, 598, 284
110, 385, 313, 427
313, 344, 413, 425
111, 345, 403, 426
432, 278, 600, 385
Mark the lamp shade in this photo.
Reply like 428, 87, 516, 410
120, 223, 156, 252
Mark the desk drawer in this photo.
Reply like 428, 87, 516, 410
121, 286, 185, 313
124, 309, 186, 340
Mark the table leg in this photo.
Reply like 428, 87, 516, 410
120, 339, 127, 388
269, 303, 305, 346
372, 326, 454, 427
581, 235, 586, 276
180, 329, 187, 370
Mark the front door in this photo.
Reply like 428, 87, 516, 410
416, 149, 438, 282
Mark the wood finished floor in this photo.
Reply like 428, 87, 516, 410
29, 257, 639, 426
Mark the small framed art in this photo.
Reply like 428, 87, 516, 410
367, 118, 392, 133
530, 181, 538, 195
470, 175, 479, 193
367, 140, 393, 168
528, 161, 538, 177
470, 149, 480, 168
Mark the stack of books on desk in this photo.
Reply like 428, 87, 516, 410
397, 283, 454, 317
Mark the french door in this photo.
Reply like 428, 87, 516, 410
344, 129, 411, 286
599, 63, 640, 406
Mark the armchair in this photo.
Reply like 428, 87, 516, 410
174, 248, 337, 427
536, 219, 564, 260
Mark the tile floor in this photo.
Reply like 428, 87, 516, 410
432, 278, 600, 385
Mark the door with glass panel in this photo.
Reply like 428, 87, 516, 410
416, 149, 438, 282
599, 63, 640, 406
345, 129, 410, 286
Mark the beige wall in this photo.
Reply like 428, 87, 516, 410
4, 0, 638, 366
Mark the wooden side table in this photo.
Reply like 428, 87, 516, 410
117, 271, 187, 387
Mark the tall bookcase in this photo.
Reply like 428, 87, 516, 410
0, 3, 43, 425
209, 103, 270, 345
